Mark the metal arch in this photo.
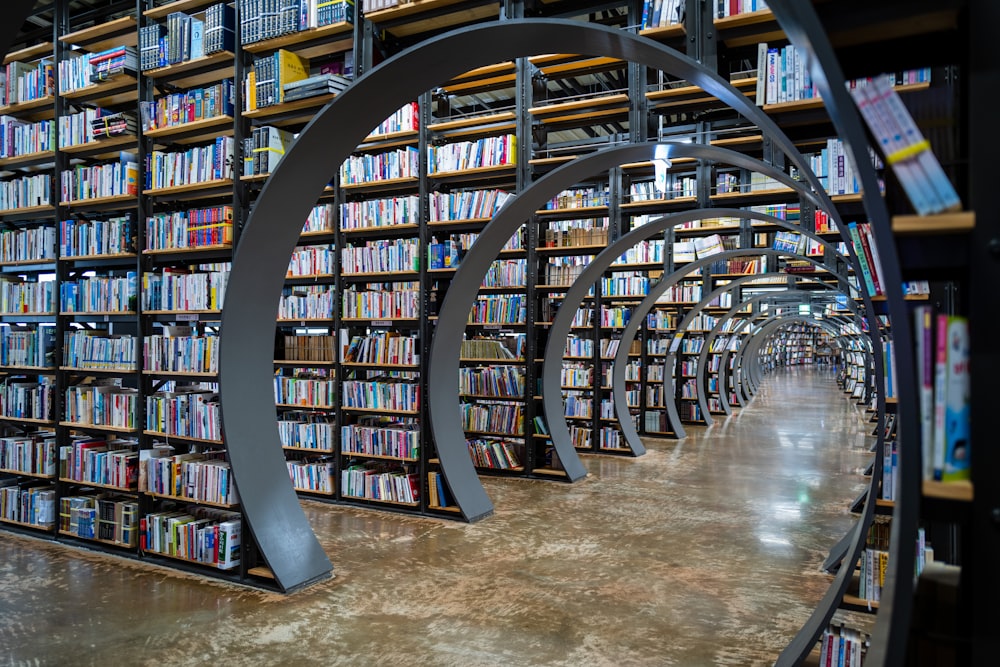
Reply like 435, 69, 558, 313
607, 246, 837, 447
677, 277, 855, 422
764, 4, 916, 663
420, 17, 851, 496
533, 143, 838, 458
219, 17, 843, 577
741, 313, 853, 389
693, 291, 862, 415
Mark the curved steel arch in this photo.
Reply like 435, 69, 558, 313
530, 144, 841, 458
220, 17, 851, 582
606, 247, 837, 445
421, 17, 861, 502
669, 283, 859, 422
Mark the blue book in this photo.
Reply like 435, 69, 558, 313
942, 316, 970, 481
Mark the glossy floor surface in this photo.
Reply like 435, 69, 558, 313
0, 368, 875, 666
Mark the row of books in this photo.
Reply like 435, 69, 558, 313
340, 146, 419, 184
0, 116, 54, 159
287, 244, 334, 277
60, 274, 136, 313
480, 259, 526, 289
0, 173, 52, 210
427, 134, 516, 174
239, 0, 354, 47
0, 378, 53, 420
341, 287, 418, 320
142, 506, 241, 569
59, 438, 138, 489
145, 137, 234, 190
0, 434, 56, 476
468, 438, 522, 470
61, 494, 139, 547
461, 336, 523, 361
274, 374, 336, 407
341, 422, 419, 459
139, 80, 235, 132
59, 158, 140, 203
640, 0, 685, 29
144, 332, 218, 374
1, 59, 54, 108
468, 295, 526, 325
614, 240, 665, 266
146, 206, 233, 252
243, 125, 293, 176
340, 464, 418, 504
343, 332, 418, 366
460, 401, 523, 435
63, 385, 138, 429
0, 482, 56, 527
59, 47, 137, 94
428, 188, 512, 223
145, 390, 221, 442
0, 225, 56, 264
715, 0, 768, 19
341, 378, 419, 412
61, 215, 135, 258
541, 220, 609, 248
0, 278, 55, 314
340, 195, 418, 231
1, 326, 55, 368
544, 186, 610, 211
279, 419, 335, 451
459, 365, 525, 398
63, 331, 137, 370
58, 108, 133, 149
279, 284, 334, 320
141, 10, 213, 71
140, 268, 229, 312
288, 459, 334, 493
278, 334, 336, 362
142, 449, 237, 505
341, 239, 420, 274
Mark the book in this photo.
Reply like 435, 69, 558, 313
914, 305, 935, 481
942, 315, 970, 481
931, 313, 948, 479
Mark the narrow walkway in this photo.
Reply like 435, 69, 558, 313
0, 367, 874, 666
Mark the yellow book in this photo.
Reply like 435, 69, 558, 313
246, 70, 257, 111
276, 49, 310, 104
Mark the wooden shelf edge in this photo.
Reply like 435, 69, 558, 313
892, 211, 975, 235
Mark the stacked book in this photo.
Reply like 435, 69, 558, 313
89, 46, 138, 82
282, 73, 350, 102
91, 111, 137, 140
204, 2, 235, 55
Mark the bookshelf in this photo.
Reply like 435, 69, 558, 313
0, 4, 989, 652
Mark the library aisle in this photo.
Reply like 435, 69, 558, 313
0, 367, 873, 665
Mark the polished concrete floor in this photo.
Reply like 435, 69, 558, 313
0, 367, 875, 666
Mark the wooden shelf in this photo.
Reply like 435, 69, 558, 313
143, 548, 239, 570
0, 204, 55, 218
60, 312, 136, 317
0, 95, 55, 119
143, 244, 232, 256
283, 446, 335, 454
365, 0, 497, 38
0, 365, 55, 373
62, 75, 138, 107
142, 370, 216, 378
638, 23, 686, 40
60, 421, 137, 433
4, 42, 52, 66
143, 179, 234, 198
0, 517, 54, 531
144, 431, 222, 445
0, 258, 55, 268
274, 360, 336, 366
58, 530, 135, 549
340, 176, 419, 192
58, 478, 136, 493
294, 487, 336, 496
341, 222, 419, 234
61, 366, 136, 374
143, 310, 221, 316
243, 94, 337, 122
0, 416, 54, 425
242, 21, 354, 56
60, 193, 136, 210
892, 211, 975, 235
341, 494, 420, 508
341, 406, 419, 415
341, 452, 419, 463
60, 252, 137, 262
60, 135, 138, 158
0, 150, 55, 170
60, 16, 138, 52
923, 479, 973, 502
427, 164, 516, 180
144, 115, 234, 143
0, 468, 55, 479
145, 52, 235, 89
428, 111, 517, 133
144, 0, 219, 20
341, 362, 418, 370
